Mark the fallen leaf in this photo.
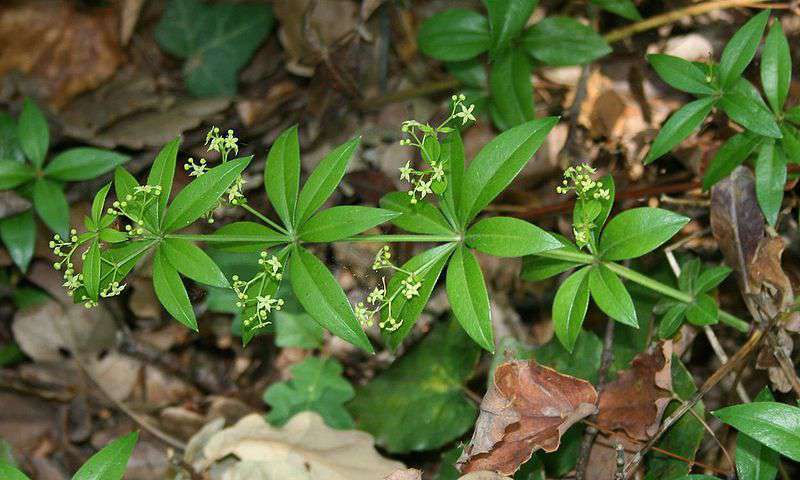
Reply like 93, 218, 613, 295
382, 469, 512, 480
0, 0, 123, 108
384, 469, 422, 480
749, 236, 797, 323
185, 412, 404, 480
456, 359, 598, 476
595, 342, 673, 441
119, 0, 145, 45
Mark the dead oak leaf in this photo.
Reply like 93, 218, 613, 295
457, 360, 598, 476
595, 341, 673, 442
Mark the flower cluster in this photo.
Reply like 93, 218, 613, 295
106, 184, 163, 234
397, 95, 474, 203
188, 127, 247, 223
233, 251, 285, 331
556, 164, 611, 249
206, 127, 239, 161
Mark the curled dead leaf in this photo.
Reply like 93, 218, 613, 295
457, 359, 598, 476
383, 469, 512, 480
595, 341, 673, 442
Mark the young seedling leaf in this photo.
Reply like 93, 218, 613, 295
265, 126, 300, 228
466, 216, 560, 257
446, 246, 494, 352
152, 248, 197, 331
417, 9, 490, 62
298, 206, 399, 242
552, 266, 591, 352
522, 17, 611, 66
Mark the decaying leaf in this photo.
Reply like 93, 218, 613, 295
0, 0, 123, 108
383, 469, 512, 480
457, 359, 598, 476
749, 236, 798, 327
596, 341, 673, 441
184, 412, 404, 480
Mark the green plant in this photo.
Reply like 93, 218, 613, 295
646, 10, 798, 225
417, 0, 619, 130
0, 431, 137, 480
0, 99, 129, 272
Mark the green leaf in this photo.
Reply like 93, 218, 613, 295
694, 265, 731, 293
83, 241, 102, 301
685, 293, 718, 326
486, 0, 538, 54
72, 431, 138, 480
755, 140, 786, 226
440, 130, 465, 228
17, 98, 49, 168
349, 319, 480, 453
786, 105, 800, 125
299, 206, 398, 242
718, 10, 770, 89
521, 252, 583, 282
466, 216, 560, 257
522, 17, 611, 66
265, 126, 300, 228
33, 178, 69, 237
647, 54, 716, 95
163, 156, 250, 232
0, 112, 26, 164
264, 357, 355, 429
155, 0, 274, 96
714, 401, 800, 462
719, 79, 782, 138
590, 0, 641, 20
736, 388, 779, 480
459, 117, 557, 221
702, 131, 762, 190
658, 303, 688, 339
761, 22, 790, 113
383, 244, 455, 350
678, 258, 701, 292
589, 264, 637, 327
552, 266, 591, 352
152, 248, 197, 331
91, 184, 112, 225
536, 330, 602, 383
114, 167, 139, 202
289, 245, 373, 353
0, 464, 29, 480
43, 148, 129, 181
0, 160, 34, 189
599, 207, 690, 261
379, 192, 453, 235
145, 137, 180, 227
781, 125, 800, 164
296, 137, 359, 224
644, 96, 715, 164
446, 58, 487, 88
210, 221, 288, 252
161, 237, 228, 288
274, 309, 324, 349
418, 9, 489, 62
0, 211, 35, 272
489, 48, 534, 130
446, 246, 493, 352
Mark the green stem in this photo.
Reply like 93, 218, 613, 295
718, 310, 750, 333
329, 234, 460, 243
537, 248, 596, 265
165, 233, 289, 243
239, 203, 289, 234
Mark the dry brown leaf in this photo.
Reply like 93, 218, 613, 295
749, 236, 798, 326
595, 342, 673, 442
185, 412, 404, 480
384, 469, 422, 480
383, 470, 512, 480
457, 360, 598, 476
0, 0, 123, 108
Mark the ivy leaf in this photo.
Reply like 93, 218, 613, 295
647, 54, 716, 95
466, 216, 560, 257
17, 98, 49, 168
736, 388, 779, 480
43, 148, 129, 182
264, 126, 300, 228
380, 192, 453, 235
599, 207, 689, 261
152, 248, 197, 331
486, 0, 538, 54
761, 22, 790, 113
702, 131, 762, 190
154, 0, 274, 97
383, 244, 455, 350
718, 10, 770, 90
489, 48, 535, 131
522, 17, 611, 66
754, 140, 786, 226
296, 137, 359, 225
713, 401, 800, 462
72, 431, 138, 480
589, 264, 638, 327
417, 9, 490, 62
33, 178, 69, 237
459, 117, 557, 222
0, 161, 35, 189
161, 237, 229, 288
447, 246, 493, 352
552, 266, 591, 352
644, 96, 715, 164
589, 0, 641, 21
298, 206, 398, 242
162, 156, 251, 232
289, 245, 373, 353
0, 211, 35, 272
264, 357, 355, 429
349, 320, 481, 453
718, 79, 781, 138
